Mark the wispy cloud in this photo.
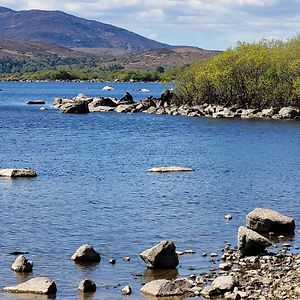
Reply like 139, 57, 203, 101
0, 0, 300, 49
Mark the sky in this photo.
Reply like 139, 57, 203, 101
1, 0, 300, 50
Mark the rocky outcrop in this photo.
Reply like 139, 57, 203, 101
3, 277, 57, 295
78, 280, 96, 293
71, 244, 101, 262
237, 226, 272, 256
11, 255, 33, 272
140, 240, 179, 269
201, 275, 239, 297
246, 208, 295, 233
278, 107, 300, 119
0, 169, 37, 178
148, 166, 193, 173
60, 100, 89, 114
140, 278, 191, 297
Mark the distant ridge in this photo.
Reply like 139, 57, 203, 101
0, 6, 170, 52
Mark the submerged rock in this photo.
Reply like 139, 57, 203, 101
237, 226, 271, 256
246, 208, 295, 233
148, 166, 193, 173
11, 255, 33, 272
140, 240, 179, 269
0, 169, 37, 178
3, 277, 57, 295
140, 278, 191, 297
71, 244, 101, 262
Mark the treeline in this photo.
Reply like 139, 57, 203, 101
175, 36, 300, 108
0, 53, 187, 82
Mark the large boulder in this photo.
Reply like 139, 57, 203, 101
118, 92, 134, 105
60, 100, 89, 114
11, 255, 33, 272
246, 208, 295, 233
90, 97, 118, 108
115, 104, 136, 113
140, 278, 191, 297
201, 275, 238, 297
278, 107, 300, 119
71, 244, 101, 262
140, 240, 179, 269
0, 169, 37, 178
3, 277, 57, 295
237, 226, 271, 256
160, 89, 174, 105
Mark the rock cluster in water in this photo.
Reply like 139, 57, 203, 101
52, 90, 300, 120
1, 208, 298, 299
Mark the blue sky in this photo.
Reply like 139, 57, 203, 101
1, 0, 300, 50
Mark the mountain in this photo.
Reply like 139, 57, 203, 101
0, 6, 169, 52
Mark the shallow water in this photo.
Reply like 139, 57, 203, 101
0, 81, 299, 299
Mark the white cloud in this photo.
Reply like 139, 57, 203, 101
0, 0, 300, 49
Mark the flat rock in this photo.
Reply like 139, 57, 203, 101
238, 226, 271, 256
11, 255, 33, 272
26, 100, 46, 105
0, 169, 37, 178
201, 275, 238, 297
140, 240, 179, 269
148, 166, 193, 173
246, 208, 295, 233
140, 278, 191, 296
71, 244, 101, 262
3, 277, 57, 295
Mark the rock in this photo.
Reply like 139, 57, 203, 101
123, 256, 130, 262
3, 277, 57, 295
71, 244, 101, 262
118, 92, 134, 105
121, 285, 132, 295
89, 105, 115, 112
26, 100, 45, 105
60, 100, 89, 114
278, 107, 300, 119
136, 97, 156, 111
109, 258, 116, 264
11, 255, 33, 272
78, 279, 96, 293
259, 107, 279, 118
225, 214, 233, 221
140, 240, 179, 269
211, 252, 218, 257
139, 88, 150, 92
201, 275, 238, 297
115, 104, 135, 113
140, 278, 191, 296
246, 208, 295, 233
102, 85, 114, 91
40, 107, 47, 111
89, 97, 117, 108
52, 98, 73, 109
0, 169, 37, 178
148, 166, 193, 173
160, 89, 174, 105
219, 262, 232, 271
237, 226, 271, 256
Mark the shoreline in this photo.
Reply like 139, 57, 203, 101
51, 90, 300, 121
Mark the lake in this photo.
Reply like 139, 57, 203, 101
0, 81, 299, 300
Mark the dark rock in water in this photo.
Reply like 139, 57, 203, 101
237, 226, 271, 256
140, 240, 179, 269
26, 100, 46, 105
60, 100, 89, 114
78, 279, 96, 293
118, 92, 134, 105
11, 255, 33, 272
3, 277, 57, 295
71, 244, 101, 262
246, 208, 295, 234
8, 251, 29, 256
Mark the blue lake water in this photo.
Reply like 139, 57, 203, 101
0, 81, 299, 300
